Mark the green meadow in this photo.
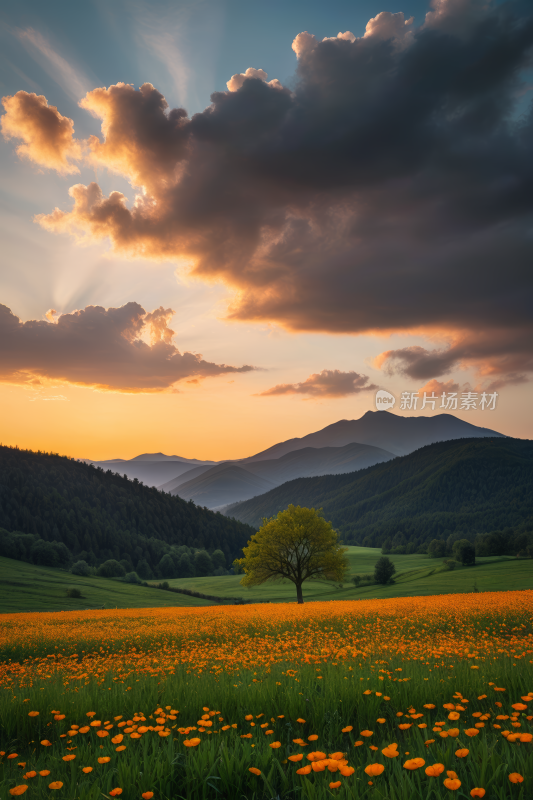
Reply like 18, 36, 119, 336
0, 549, 530, 613
167, 548, 529, 603
0, 557, 212, 614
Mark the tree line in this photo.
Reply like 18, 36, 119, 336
0, 445, 254, 576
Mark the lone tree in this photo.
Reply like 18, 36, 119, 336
374, 556, 396, 585
453, 539, 476, 566
234, 504, 349, 604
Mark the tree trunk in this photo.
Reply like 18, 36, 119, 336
296, 583, 304, 604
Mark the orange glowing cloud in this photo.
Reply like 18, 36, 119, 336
1, 91, 82, 173
0, 303, 254, 392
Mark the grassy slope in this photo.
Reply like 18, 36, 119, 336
1, 548, 529, 612
0, 556, 213, 614
167, 546, 530, 602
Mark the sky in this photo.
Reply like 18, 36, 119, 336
0, 0, 532, 461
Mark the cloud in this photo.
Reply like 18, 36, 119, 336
1, 91, 82, 173
0, 303, 254, 392
3, 0, 533, 388
17, 28, 91, 101
375, 329, 533, 388
257, 369, 378, 398
227, 68, 283, 92
417, 378, 462, 395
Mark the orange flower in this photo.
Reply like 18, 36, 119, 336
40, 741, 52, 747
342, 726, 353, 733
62, 755, 76, 761
23, 773, 36, 779
109, 789, 123, 796
424, 704, 436, 709
340, 765, 355, 776
296, 719, 306, 724
296, 765, 312, 775
447, 729, 460, 738
116, 746, 127, 752
399, 724, 412, 730
141, 794, 154, 799
360, 730, 373, 737
28, 712, 39, 717
269, 742, 281, 749
183, 738, 201, 747
82, 767, 93, 773
444, 779, 461, 791
511, 704, 527, 711
509, 774, 524, 784
329, 782, 342, 789
245, 715, 253, 721
464, 729, 480, 738
470, 790, 486, 798
288, 755, 303, 762
364, 764, 385, 776
354, 741, 363, 747
9, 787, 28, 796
39, 771, 50, 777
447, 771, 459, 780
90, 720, 101, 727
425, 763, 445, 777
308, 735, 318, 741
249, 768, 261, 776
112, 735, 123, 744
329, 753, 344, 761
98, 757, 111, 764
377, 718, 386, 724
49, 782, 63, 790
96, 730, 109, 738
54, 715, 65, 721
404, 758, 425, 770
455, 749, 469, 758
86, 712, 96, 718
307, 752, 327, 762
448, 712, 460, 721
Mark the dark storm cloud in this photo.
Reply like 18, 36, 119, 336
0, 303, 254, 391
3, 0, 533, 383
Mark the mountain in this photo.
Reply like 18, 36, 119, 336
239, 410, 504, 461
85, 456, 216, 487
170, 464, 277, 508
0, 445, 254, 573
158, 441, 395, 498
224, 437, 533, 549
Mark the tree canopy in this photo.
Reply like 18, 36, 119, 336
234, 504, 348, 603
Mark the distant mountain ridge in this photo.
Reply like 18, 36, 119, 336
239, 411, 504, 461
159, 441, 396, 506
84, 411, 505, 505
224, 437, 533, 548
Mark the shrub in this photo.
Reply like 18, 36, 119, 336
124, 571, 141, 584
71, 560, 90, 576
352, 575, 362, 587
443, 559, 457, 571
453, 539, 476, 566
97, 559, 126, 578
66, 587, 82, 598
374, 556, 396, 585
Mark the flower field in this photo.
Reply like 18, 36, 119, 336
1, 591, 532, 799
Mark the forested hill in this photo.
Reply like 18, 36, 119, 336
0, 446, 254, 574
225, 438, 533, 550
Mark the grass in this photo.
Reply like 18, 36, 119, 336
0, 557, 213, 614
167, 547, 527, 603
0, 591, 532, 799
1, 549, 529, 613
